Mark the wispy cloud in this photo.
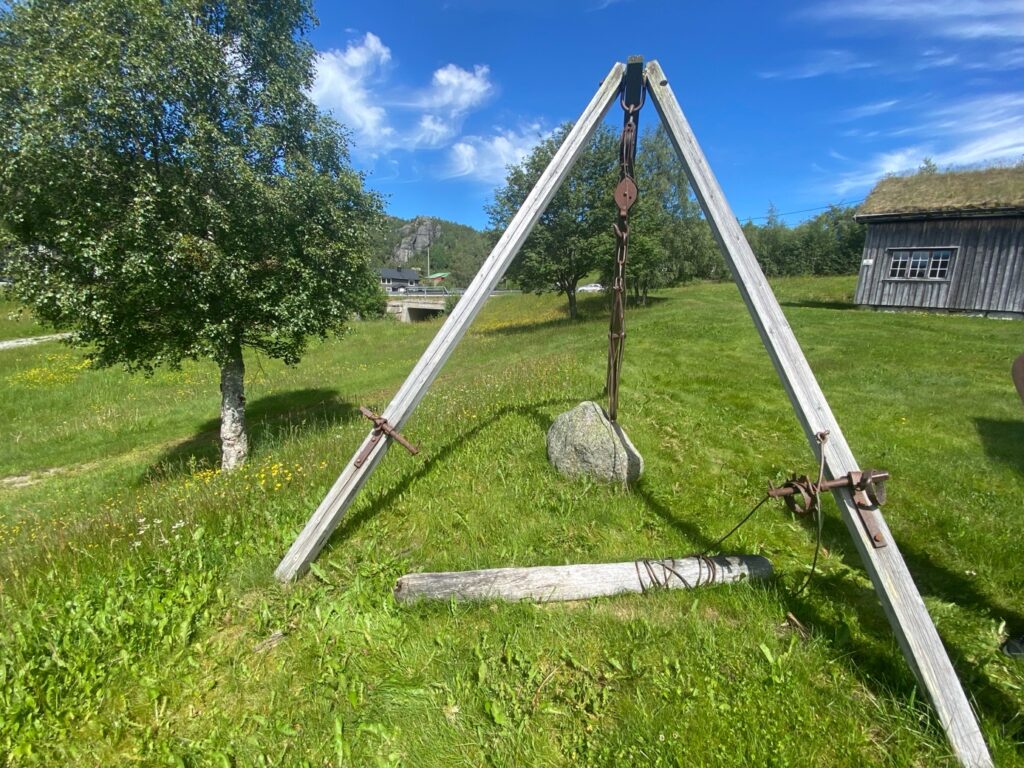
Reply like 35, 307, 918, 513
839, 99, 900, 121
445, 124, 550, 184
808, 0, 1024, 41
915, 49, 960, 70
759, 49, 877, 79
832, 92, 1024, 193
970, 47, 1024, 71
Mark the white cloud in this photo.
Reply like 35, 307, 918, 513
971, 47, 1024, 71
915, 50, 960, 70
411, 114, 457, 149
445, 124, 550, 184
311, 33, 394, 150
419, 64, 494, 114
808, 0, 1024, 41
832, 91, 1024, 194
310, 33, 504, 169
833, 146, 929, 194
759, 49, 877, 79
799, 3, 1024, 76
839, 99, 900, 121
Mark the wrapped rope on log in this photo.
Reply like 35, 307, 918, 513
393, 555, 772, 604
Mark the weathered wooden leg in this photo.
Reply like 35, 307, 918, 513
274, 62, 627, 583
644, 60, 991, 768
394, 555, 772, 603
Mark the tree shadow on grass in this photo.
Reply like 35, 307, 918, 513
318, 393, 600, 557
783, 510, 1024, 752
145, 387, 359, 481
974, 417, 1024, 474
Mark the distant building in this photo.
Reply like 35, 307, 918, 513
853, 166, 1023, 318
378, 268, 420, 292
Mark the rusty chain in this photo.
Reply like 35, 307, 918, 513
606, 57, 646, 423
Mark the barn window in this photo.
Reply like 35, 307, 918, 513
887, 248, 954, 280
928, 250, 951, 278
889, 251, 910, 278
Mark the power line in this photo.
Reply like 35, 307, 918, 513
740, 198, 866, 222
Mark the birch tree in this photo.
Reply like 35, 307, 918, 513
0, 0, 382, 469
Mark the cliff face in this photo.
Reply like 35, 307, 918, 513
393, 217, 441, 264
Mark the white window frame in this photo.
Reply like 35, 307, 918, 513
885, 247, 955, 281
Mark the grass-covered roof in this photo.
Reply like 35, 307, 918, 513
858, 165, 1024, 217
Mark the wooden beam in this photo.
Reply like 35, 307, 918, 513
394, 555, 772, 603
644, 60, 991, 768
274, 62, 627, 583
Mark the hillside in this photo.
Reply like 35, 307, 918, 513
370, 214, 491, 286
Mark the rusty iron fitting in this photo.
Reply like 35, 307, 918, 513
768, 469, 889, 512
353, 406, 419, 468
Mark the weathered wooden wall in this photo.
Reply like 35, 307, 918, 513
854, 215, 1024, 316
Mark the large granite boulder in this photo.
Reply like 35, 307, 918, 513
546, 401, 644, 486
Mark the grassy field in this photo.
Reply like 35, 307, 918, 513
1, 276, 1022, 766
0, 300, 43, 342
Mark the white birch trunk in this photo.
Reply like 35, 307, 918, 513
219, 343, 248, 471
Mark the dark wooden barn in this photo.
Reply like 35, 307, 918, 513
853, 166, 1024, 318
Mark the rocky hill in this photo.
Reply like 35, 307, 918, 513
393, 218, 442, 263
370, 215, 490, 287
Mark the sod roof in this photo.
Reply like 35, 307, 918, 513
858, 165, 1024, 218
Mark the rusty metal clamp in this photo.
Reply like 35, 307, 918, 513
769, 469, 890, 547
353, 406, 419, 468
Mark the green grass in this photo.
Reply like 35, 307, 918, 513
1, 276, 1022, 766
860, 164, 1024, 215
0, 297, 45, 341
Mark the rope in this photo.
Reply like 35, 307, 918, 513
633, 433, 832, 597
791, 432, 828, 597
633, 554, 719, 592
699, 494, 771, 557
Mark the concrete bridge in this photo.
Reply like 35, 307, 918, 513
386, 295, 447, 322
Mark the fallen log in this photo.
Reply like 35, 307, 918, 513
394, 555, 772, 604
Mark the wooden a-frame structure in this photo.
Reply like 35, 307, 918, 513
276, 60, 992, 767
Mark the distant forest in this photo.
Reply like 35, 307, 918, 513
371, 199, 864, 293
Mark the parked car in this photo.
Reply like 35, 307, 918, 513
578, 283, 604, 293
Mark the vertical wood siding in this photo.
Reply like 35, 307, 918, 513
854, 216, 1023, 314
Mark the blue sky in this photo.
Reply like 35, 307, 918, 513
309, 1, 1024, 229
